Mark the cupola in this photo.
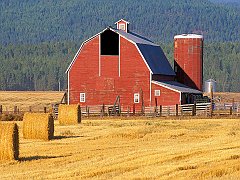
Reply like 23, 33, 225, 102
115, 19, 130, 33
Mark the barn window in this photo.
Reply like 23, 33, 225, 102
134, 93, 140, 103
119, 24, 125, 31
155, 90, 161, 96
80, 93, 85, 102
101, 30, 119, 55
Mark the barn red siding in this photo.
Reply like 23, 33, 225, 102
101, 56, 119, 77
69, 36, 100, 105
151, 83, 180, 106
69, 35, 151, 111
119, 36, 151, 111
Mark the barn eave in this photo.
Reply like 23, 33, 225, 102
66, 27, 175, 76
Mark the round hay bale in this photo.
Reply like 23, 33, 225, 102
0, 123, 19, 161
23, 113, 54, 141
58, 104, 81, 125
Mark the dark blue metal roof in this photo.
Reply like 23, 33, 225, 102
137, 44, 176, 75
111, 28, 175, 76
67, 27, 176, 76
112, 28, 156, 46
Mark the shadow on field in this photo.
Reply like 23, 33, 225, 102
53, 135, 83, 140
19, 155, 65, 162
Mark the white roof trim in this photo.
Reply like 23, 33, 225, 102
115, 19, 130, 24
152, 80, 180, 93
152, 80, 202, 94
135, 44, 153, 74
109, 28, 153, 74
174, 34, 203, 39
65, 28, 109, 73
66, 27, 153, 74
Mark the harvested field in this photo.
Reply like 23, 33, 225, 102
0, 118, 240, 179
0, 91, 64, 112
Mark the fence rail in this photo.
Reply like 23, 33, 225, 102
0, 102, 239, 117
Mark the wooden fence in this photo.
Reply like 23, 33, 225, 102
77, 102, 239, 117
0, 102, 239, 117
0, 105, 49, 115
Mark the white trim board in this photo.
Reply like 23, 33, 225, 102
67, 71, 70, 105
99, 34, 101, 76
119, 35, 121, 77
65, 28, 108, 73
152, 80, 181, 93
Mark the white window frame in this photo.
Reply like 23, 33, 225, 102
134, 93, 140, 103
119, 24, 125, 31
80, 93, 86, 103
155, 90, 161, 96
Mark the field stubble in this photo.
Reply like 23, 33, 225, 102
0, 91, 64, 112
0, 118, 240, 179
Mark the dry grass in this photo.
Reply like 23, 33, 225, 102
23, 113, 54, 141
0, 91, 64, 112
58, 104, 81, 125
0, 123, 19, 161
204, 92, 240, 102
0, 118, 240, 179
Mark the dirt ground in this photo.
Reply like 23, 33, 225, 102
1, 118, 240, 179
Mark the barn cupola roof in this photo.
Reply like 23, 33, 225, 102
115, 19, 130, 33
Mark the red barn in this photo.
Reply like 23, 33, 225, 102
66, 19, 202, 111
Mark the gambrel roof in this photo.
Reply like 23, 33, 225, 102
66, 27, 176, 76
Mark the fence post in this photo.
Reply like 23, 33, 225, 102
119, 104, 121, 116
133, 104, 135, 116
127, 106, 130, 117
193, 101, 197, 116
103, 104, 105, 116
87, 107, 90, 118
0, 105, 2, 115
100, 104, 104, 117
230, 107, 233, 116
176, 104, 178, 116
192, 102, 196, 116
154, 106, 157, 117
154, 98, 158, 116
232, 98, 235, 112
141, 105, 145, 116
159, 105, 162, 116
167, 106, 170, 116
210, 84, 213, 117
44, 107, 47, 113
79, 105, 82, 119
14, 106, 18, 114
29, 106, 32, 112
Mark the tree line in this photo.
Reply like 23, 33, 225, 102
0, 0, 239, 92
0, 0, 240, 44
0, 42, 239, 92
